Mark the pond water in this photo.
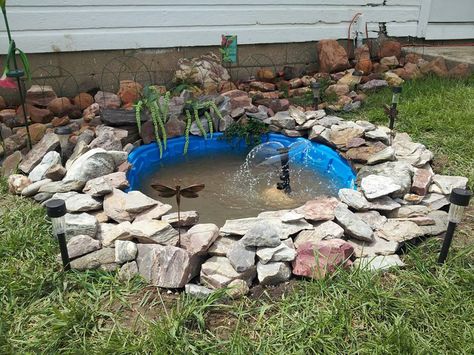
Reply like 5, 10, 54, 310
138, 151, 340, 226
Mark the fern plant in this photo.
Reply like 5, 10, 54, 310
134, 86, 170, 158
183, 99, 223, 154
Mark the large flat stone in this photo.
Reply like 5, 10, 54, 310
65, 213, 98, 240
63, 148, 116, 183
180, 223, 219, 255
200, 256, 256, 289
19, 132, 59, 174
103, 189, 158, 222
293, 221, 344, 249
361, 175, 401, 200
128, 220, 179, 246
221, 217, 313, 239
227, 242, 256, 272
294, 197, 339, 221
257, 261, 291, 286
70, 248, 115, 271
354, 255, 405, 271
377, 220, 424, 242
347, 234, 399, 258
334, 204, 374, 242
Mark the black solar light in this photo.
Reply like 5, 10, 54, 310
54, 126, 72, 164
45, 199, 70, 271
389, 86, 402, 130
311, 82, 321, 109
438, 188, 472, 264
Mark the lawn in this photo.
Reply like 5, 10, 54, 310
1, 75, 473, 354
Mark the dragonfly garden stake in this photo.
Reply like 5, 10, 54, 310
151, 183, 205, 244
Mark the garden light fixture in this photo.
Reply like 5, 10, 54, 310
54, 126, 72, 164
352, 70, 363, 90
438, 188, 472, 264
389, 86, 402, 130
45, 199, 70, 271
311, 82, 321, 109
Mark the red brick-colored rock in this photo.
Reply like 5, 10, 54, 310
448, 63, 470, 79
411, 168, 433, 196
292, 239, 354, 279
73, 92, 94, 110
117, 80, 143, 106
249, 81, 276, 92
256, 68, 276, 82
317, 39, 350, 73
420, 57, 448, 77
52, 116, 71, 127
16, 104, 54, 124
379, 41, 402, 59
47, 97, 74, 117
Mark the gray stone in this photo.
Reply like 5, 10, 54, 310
419, 210, 448, 236
294, 221, 344, 249
63, 148, 116, 183
66, 235, 101, 259
115, 240, 138, 264
240, 221, 281, 247
308, 125, 330, 143
365, 128, 390, 144
162, 211, 199, 227
28, 151, 61, 182
294, 196, 340, 221
367, 196, 402, 211
133, 203, 173, 222
226, 279, 250, 299
354, 255, 405, 271
281, 210, 305, 222
358, 161, 414, 198
44, 164, 67, 181
377, 220, 424, 242
65, 213, 98, 240
136, 244, 200, 288
221, 217, 312, 239
118, 261, 139, 281
94, 223, 118, 244
360, 79, 388, 91
33, 192, 53, 203
355, 120, 376, 131
1, 150, 22, 177
289, 106, 307, 125
19, 132, 59, 173
200, 256, 256, 289
329, 124, 365, 148
39, 180, 85, 194
256, 243, 296, 264
185, 284, 214, 299
65, 141, 89, 170
361, 174, 402, 200
347, 234, 399, 258
70, 248, 115, 271
103, 189, 158, 222
21, 178, 52, 197
387, 205, 430, 218
305, 109, 326, 120
338, 188, 370, 211
334, 203, 374, 242
89, 126, 125, 151
392, 133, 433, 167
421, 193, 450, 210
208, 235, 239, 256
354, 211, 387, 230
257, 261, 291, 285
129, 219, 179, 246
317, 115, 343, 128
180, 223, 219, 255
65, 194, 102, 212
367, 146, 395, 165
227, 242, 256, 272
83, 177, 113, 197
429, 175, 468, 195
270, 111, 296, 129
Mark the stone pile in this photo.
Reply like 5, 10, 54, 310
0, 39, 470, 300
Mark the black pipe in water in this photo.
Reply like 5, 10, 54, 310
276, 147, 291, 194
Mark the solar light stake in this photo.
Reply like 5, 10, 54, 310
45, 199, 70, 271
438, 188, 472, 264
389, 86, 402, 130
54, 126, 72, 165
276, 147, 291, 194
311, 82, 321, 109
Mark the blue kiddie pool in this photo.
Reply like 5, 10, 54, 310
127, 133, 356, 192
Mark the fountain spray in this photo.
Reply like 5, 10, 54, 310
276, 147, 291, 194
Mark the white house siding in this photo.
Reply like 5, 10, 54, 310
1, 0, 423, 54
0, 0, 472, 55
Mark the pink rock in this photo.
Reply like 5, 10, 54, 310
295, 196, 339, 221
411, 168, 433, 196
292, 239, 354, 279
317, 40, 350, 73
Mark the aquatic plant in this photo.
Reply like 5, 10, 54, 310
134, 86, 170, 158
183, 99, 223, 154
223, 117, 269, 146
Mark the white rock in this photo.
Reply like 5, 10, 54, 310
28, 151, 61, 182
21, 178, 52, 197
208, 235, 239, 256
429, 175, 468, 195
65, 193, 102, 212
103, 188, 158, 222
347, 234, 399, 258
115, 240, 138, 264
294, 221, 344, 249
256, 243, 296, 264
354, 255, 405, 271
361, 174, 401, 199
65, 213, 98, 240
257, 261, 291, 285
200, 256, 256, 289
180, 223, 219, 255
377, 220, 424, 242
185, 284, 213, 299
334, 204, 374, 242
338, 188, 370, 211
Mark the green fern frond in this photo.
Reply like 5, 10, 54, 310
151, 101, 167, 149
184, 110, 192, 154
134, 101, 143, 134
204, 111, 214, 139
149, 102, 163, 158
194, 108, 207, 139
15, 48, 31, 82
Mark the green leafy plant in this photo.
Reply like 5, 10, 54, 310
183, 99, 223, 154
222, 117, 269, 146
134, 86, 171, 158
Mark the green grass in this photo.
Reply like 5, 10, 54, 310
1, 75, 474, 353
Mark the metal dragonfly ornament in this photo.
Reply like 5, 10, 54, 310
151, 183, 205, 243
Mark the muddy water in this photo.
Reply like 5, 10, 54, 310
140, 152, 339, 226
